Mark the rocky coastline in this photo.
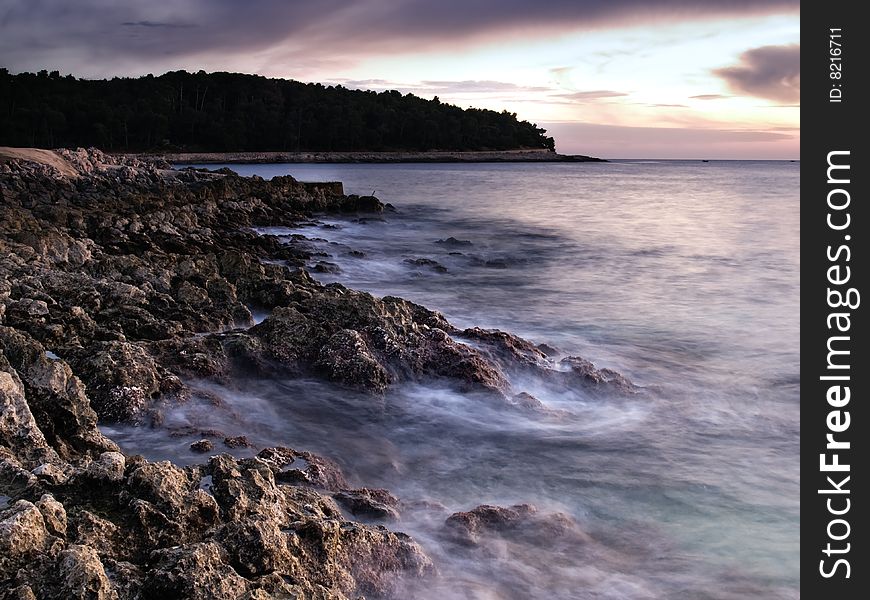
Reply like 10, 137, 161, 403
1, 147, 630, 599
144, 149, 605, 165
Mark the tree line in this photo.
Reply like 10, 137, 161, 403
0, 68, 556, 153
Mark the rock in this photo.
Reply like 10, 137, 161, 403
223, 435, 253, 449
36, 494, 67, 537
434, 236, 473, 247
0, 500, 51, 569
190, 439, 214, 453
67, 341, 168, 422
404, 257, 448, 273
315, 329, 390, 392
216, 516, 294, 576
143, 542, 250, 600
558, 356, 635, 393
84, 452, 126, 482
0, 326, 117, 460
56, 544, 119, 600
444, 503, 590, 547
334, 488, 401, 520
3, 585, 38, 600
312, 261, 342, 274
0, 355, 59, 469
511, 391, 546, 411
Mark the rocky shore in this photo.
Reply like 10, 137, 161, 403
145, 149, 605, 164
1, 147, 630, 599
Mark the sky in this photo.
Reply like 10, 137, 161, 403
0, 1, 800, 158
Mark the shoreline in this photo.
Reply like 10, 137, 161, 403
141, 148, 606, 164
0, 147, 628, 599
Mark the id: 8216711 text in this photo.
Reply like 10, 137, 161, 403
830, 28, 843, 103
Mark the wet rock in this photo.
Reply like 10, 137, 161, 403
190, 439, 214, 453
312, 261, 342, 274
444, 503, 590, 547
66, 341, 169, 422
223, 435, 253, 449
559, 356, 635, 393
536, 343, 559, 357
460, 327, 549, 370
434, 236, 473, 247
315, 329, 390, 392
510, 392, 546, 411
334, 488, 401, 520
404, 257, 448, 273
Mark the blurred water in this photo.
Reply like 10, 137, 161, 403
110, 160, 799, 599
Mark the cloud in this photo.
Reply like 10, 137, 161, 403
713, 44, 800, 103
556, 90, 629, 101
648, 103, 688, 108
690, 94, 729, 100
0, 0, 800, 77
421, 80, 551, 93
121, 21, 195, 29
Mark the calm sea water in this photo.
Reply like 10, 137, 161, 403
108, 161, 799, 599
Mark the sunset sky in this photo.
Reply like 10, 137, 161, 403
0, 1, 800, 158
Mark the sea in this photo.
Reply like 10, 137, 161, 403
104, 160, 800, 599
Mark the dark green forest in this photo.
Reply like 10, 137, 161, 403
0, 68, 555, 152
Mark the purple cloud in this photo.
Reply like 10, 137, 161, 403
714, 44, 800, 103
0, 0, 800, 77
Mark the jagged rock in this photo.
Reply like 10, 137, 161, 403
223, 435, 252, 449
0, 352, 59, 469
0, 326, 117, 459
510, 391, 546, 411
0, 500, 52, 572
434, 237, 473, 247
404, 257, 448, 273
142, 542, 250, 600
190, 439, 214, 453
334, 488, 400, 520
444, 503, 591, 547
312, 261, 342, 274
36, 494, 67, 537
84, 452, 126, 482
558, 356, 635, 392
315, 329, 390, 392
55, 544, 119, 600
66, 341, 172, 422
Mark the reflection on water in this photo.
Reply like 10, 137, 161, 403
114, 160, 799, 598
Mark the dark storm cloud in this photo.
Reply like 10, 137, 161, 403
713, 44, 800, 102
0, 0, 799, 76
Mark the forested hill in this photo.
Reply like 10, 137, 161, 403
0, 68, 556, 153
